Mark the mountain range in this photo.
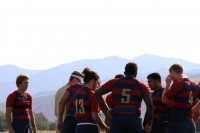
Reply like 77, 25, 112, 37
0, 54, 200, 120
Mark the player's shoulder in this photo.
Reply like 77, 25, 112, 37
25, 92, 32, 96
6, 91, 18, 102
176, 78, 186, 84
25, 92, 32, 99
7, 90, 18, 98
107, 78, 119, 83
137, 80, 148, 87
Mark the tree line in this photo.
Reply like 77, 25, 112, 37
0, 111, 56, 132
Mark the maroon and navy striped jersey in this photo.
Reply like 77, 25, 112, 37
6, 91, 32, 120
152, 88, 168, 123
165, 78, 200, 121
73, 86, 100, 124
100, 76, 150, 116
66, 83, 83, 115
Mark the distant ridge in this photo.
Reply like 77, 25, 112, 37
1, 54, 200, 120
1, 54, 200, 103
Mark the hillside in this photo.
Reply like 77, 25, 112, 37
1, 54, 200, 103
33, 93, 56, 121
1, 54, 200, 120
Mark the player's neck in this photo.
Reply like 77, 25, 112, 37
17, 88, 25, 95
84, 83, 92, 90
154, 85, 162, 92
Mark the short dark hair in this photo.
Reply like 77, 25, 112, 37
16, 74, 29, 87
115, 74, 124, 79
147, 72, 161, 83
82, 68, 100, 83
124, 62, 137, 77
169, 63, 183, 74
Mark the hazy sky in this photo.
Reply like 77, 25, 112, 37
0, 0, 200, 69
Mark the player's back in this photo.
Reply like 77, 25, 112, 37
172, 78, 199, 121
73, 86, 97, 124
111, 76, 144, 116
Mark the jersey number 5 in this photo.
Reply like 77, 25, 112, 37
121, 88, 131, 103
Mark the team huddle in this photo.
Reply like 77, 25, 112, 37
5, 62, 200, 133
